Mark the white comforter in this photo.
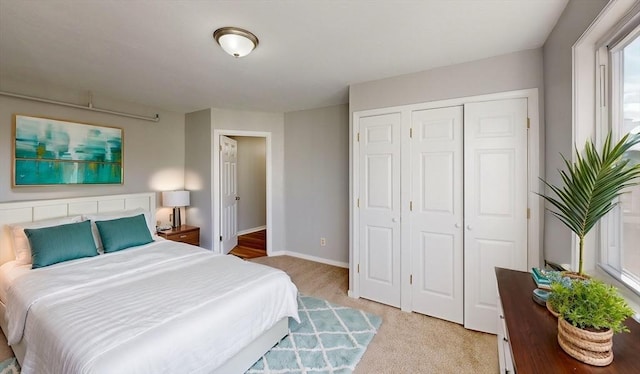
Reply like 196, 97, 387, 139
5, 241, 299, 374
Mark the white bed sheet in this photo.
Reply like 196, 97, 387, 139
0, 261, 29, 303
4, 241, 299, 374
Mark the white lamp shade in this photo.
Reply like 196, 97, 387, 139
218, 33, 256, 57
163, 191, 190, 207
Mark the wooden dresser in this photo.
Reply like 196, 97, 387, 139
495, 267, 640, 373
157, 225, 200, 246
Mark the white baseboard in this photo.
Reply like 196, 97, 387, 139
268, 250, 348, 269
237, 225, 267, 236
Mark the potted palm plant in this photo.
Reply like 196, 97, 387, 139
539, 132, 640, 276
540, 131, 640, 366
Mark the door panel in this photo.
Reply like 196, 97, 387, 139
464, 98, 528, 334
365, 226, 394, 283
419, 231, 455, 296
476, 150, 515, 216
359, 112, 402, 307
477, 239, 514, 306
366, 155, 393, 209
220, 135, 238, 254
410, 106, 464, 323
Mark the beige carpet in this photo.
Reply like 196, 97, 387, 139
0, 255, 498, 373
250, 255, 498, 373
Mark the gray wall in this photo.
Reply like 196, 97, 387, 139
284, 104, 349, 264
234, 136, 266, 233
350, 48, 544, 112
542, 0, 608, 266
0, 79, 185, 225
185, 109, 212, 248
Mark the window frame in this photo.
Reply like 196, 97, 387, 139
596, 12, 640, 297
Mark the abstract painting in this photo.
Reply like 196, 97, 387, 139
13, 115, 123, 186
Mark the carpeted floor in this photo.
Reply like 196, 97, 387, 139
0, 255, 498, 373
250, 256, 498, 373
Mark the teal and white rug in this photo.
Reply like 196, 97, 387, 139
0, 296, 381, 374
247, 295, 382, 373
0, 357, 18, 374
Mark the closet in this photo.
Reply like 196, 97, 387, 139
352, 91, 538, 334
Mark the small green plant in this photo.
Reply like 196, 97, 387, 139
549, 278, 634, 333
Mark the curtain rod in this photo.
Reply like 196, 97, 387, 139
0, 90, 160, 122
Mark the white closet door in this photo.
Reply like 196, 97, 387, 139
358, 112, 402, 307
220, 135, 238, 254
410, 106, 464, 324
463, 98, 528, 334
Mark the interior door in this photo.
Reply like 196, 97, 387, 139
220, 135, 238, 254
410, 106, 464, 324
463, 98, 528, 334
358, 112, 402, 307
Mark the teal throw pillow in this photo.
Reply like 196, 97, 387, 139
95, 214, 153, 253
25, 220, 98, 269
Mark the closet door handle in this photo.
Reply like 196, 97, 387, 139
454, 223, 461, 228
466, 225, 473, 230
392, 218, 398, 223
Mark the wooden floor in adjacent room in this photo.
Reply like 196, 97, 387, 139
229, 229, 267, 259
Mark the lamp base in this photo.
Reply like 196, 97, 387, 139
172, 207, 181, 228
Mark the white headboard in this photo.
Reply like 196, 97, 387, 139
0, 192, 156, 265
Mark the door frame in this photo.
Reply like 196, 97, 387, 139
213, 129, 272, 255
349, 88, 541, 312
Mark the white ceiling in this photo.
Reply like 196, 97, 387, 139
0, 0, 568, 114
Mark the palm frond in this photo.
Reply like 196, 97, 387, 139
539, 132, 640, 274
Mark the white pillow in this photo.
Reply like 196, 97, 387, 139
83, 209, 155, 252
9, 216, 84, 265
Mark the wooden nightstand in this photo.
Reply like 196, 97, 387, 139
157, 225, 200, 246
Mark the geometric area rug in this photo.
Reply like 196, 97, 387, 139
0, 357, 18, 374
246, 295, 382, 373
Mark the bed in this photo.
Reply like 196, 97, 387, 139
0, 193, 299, 374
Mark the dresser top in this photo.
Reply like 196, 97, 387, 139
157, 225, 199, 235
496, 267, 640, 373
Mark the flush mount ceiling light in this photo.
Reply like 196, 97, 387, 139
213, 27, 259, 58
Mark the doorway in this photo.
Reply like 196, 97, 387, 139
212, 130, 272, 256
229, 135, 267, 259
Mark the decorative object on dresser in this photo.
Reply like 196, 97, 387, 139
496, 268, 640, 373
157, 225, 199, 246
13, 114, 123, 186
549, 277, 634, 366
531, 267, 552, 290
538, 132, 640, 276
162, 190, 190, 228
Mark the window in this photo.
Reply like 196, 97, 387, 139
599, 21, 640, 295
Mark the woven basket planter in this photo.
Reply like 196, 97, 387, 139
561, 271, 591, 281
546, 301, 560, 318
557, 317, 613, 366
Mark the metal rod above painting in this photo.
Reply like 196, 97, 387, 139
0, 91, 160, 122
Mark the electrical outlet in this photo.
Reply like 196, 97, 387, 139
320, 237, 326, 246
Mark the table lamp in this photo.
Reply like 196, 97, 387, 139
163, 190, 190, 228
